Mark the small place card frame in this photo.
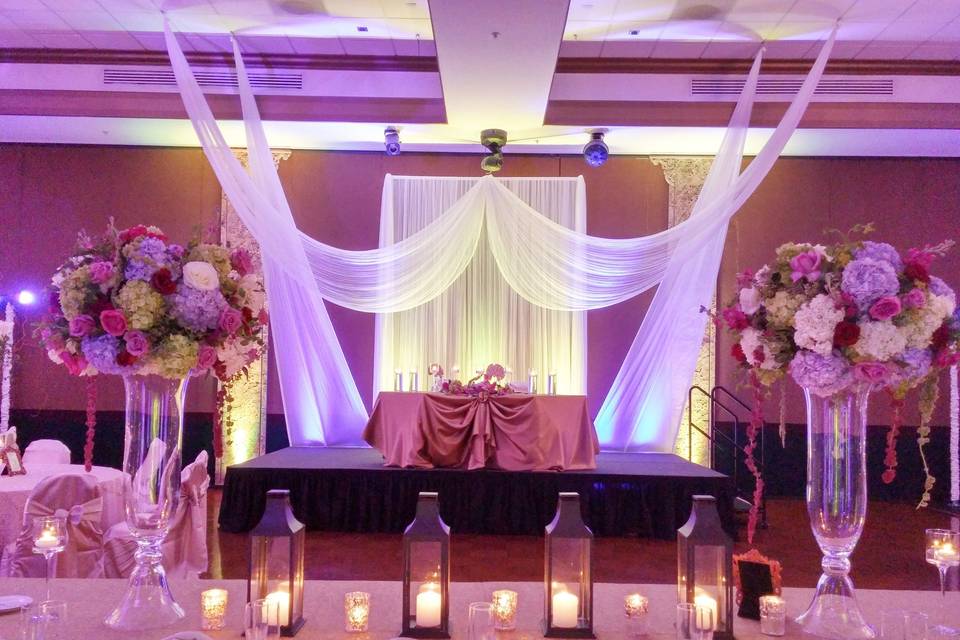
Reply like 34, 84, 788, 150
733, 550, 782, 620
0, 446, 25, 476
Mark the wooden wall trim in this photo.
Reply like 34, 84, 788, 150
555, 58, 960, 76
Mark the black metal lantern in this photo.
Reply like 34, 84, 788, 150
543, 492, 594, 638
248, 489, 306, 636
401, 492, 450, 638
677, 495, 734, 640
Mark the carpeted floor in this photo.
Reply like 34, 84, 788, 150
205, 489, 959, 590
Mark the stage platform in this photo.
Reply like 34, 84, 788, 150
218, 447, 735, 539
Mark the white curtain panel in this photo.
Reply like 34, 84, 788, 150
163, 21, 835, 450
375, 176, 586, 397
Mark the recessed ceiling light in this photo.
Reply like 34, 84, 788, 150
357, 25, 369, 32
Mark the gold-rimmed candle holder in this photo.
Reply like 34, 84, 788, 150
345, 591, 370, 633
200, 589, 228, 631
625, 593, 649, 637
491, 589, 518, 630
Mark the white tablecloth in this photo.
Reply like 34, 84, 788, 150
0, 578, 955, 639
0, 465, 125, 548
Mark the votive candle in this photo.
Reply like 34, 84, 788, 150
416, 583, 442, 628
200, 588, 228, 631
344, 591, 370, 633
552, 590, 579, 628
491, 589, 518, 630
625, 593, 649, 637
759, 595, 786, 637
265, 590, 290, 626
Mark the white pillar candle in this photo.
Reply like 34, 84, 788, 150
409, 370, 419, 392
394, 369, 403, 392
694, 593, 718, 631
528, 370, 538, 394
547, 372, 558, 395
416, 585, 442, 628
265, 591, 290, 626
552, 590, 579, 628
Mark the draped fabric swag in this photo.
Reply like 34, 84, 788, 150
163, 21, 836, 451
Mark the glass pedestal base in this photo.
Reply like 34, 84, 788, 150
103, 541, 184, 631
796, 573, 874, 640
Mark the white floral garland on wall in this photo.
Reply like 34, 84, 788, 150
0, 303, 13, 433
951, 364, 958, 504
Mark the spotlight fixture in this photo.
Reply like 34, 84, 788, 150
582, 130, 608, 168
16, 290, 36, 306
384, 127, 401, 156
480, 128, 507, 174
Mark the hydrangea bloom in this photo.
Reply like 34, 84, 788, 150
187, 244, 232, 282
58, 265, 91, 320
855, 241, 904, 272
929, 276, 956, 305
150, 334, 199, 378
81, 334, 134, 376
168, 284, 227, 332
115, 280, 165, 330
841, 258, 900, 310
123, 236, 171, 281
789, 350, 853, 397
893, 348, 932, 384
766, 290, 804, 327
794, 294, 843, 355
854, 320, 907, 361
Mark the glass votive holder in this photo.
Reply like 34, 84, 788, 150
882, 609, 928, 640
344, 591, 370, 633
200, 588, 228, 631
625, 593, 649, 638
759, 595, 787, 637
491, 589, 518, 630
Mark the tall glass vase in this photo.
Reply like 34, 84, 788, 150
105, 374, 187, 630
796, 384, 875, 640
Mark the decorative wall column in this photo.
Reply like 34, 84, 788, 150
215, 148, 291, 484
651, 157, 714, 466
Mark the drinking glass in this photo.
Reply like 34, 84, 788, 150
677, 602, 714, 640
925, 529, 960, 635
31, 516, 66, 602
244, 598, 280, 640
467, 602, 495, 640
38, 600, 67, 640
882, 610, 929, 640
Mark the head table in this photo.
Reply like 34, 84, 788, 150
363, 392, 599, 471
0, 578, 955, 639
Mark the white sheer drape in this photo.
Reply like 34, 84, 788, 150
163, 20, 834, 450
375, 176, 586, 397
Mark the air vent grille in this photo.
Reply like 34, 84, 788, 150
691, 77, 894, 96
103, 68, 303, 90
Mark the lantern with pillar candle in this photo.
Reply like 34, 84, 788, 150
401, 492, 450, 638
248, 489, 306, 637
677, 495, 734, 640
543, 492, 594, 638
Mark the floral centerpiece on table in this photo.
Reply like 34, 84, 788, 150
35, 222, 268, 470
719, 225, 960, 526
442, 363, 512, 397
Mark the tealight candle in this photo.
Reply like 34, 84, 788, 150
491, 589, 518, 630
759, 595, 786, 637
34, 531, 59, 548
394, 369, 403, 392
416, 583, 442, 628
552, 590, 579, 629
200, 588, 228, 631
344, 591, 370, 633
624, 593, 649, 638
265, 590, 290, 626
693, 593, 718, 632
935, 542, 959, 564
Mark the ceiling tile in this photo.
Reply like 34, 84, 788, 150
56, 10, 124, 30
209, 0, 276, 17
323, 0, 384, 18
0, 28, 41, 46
564, 20, 609, 40
700, 40, 762, 58
0, 0, 47, 8
161, 0, 216, 15
605, 20, 662, 40
558, 39, 605, 56
843, 0, 916, 21
750, 20, 836, 41
385, 17, 431, 39
82, 30, 146, 49
906, 42, 960, 58
31, 30, 93, 48
899, 0, 960, 22
286, 35, 346, 54
599, 38, 657, 56
834, 20, 895, 40
340, 36, 395, 54
658, 19, 722, 41
711, 21, 764, 41
783, 0, 857, 21
96, 0, 158, 10
380, 0, 429, 20
106, 11, 164, 31
1, 8, 69, 29
238, 34, 296, 54
610, 0, 677, 22
726, 0, 794, 22
874, 20, 947, 41
649, 39, 710, 57
854, 42, 919, 59
42, 0, 102, 7
567, 0, 618, 21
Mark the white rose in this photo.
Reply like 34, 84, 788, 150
182, 261, 220, 291
739, 287, 762, 315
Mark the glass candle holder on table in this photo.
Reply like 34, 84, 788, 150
759, 595, 786, 636
926, 528, 960, 636
468, 602, 495, 640
200, 588, 228, 631
881, 610, 928, 640
31, 515, 66, 601
624, 593, 649, 638
344, 591, 370, 633
491, 589, 518, 630
677, 602, 713, 640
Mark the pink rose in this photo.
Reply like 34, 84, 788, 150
853, 362, 891, 384
196, 344, 218, 370
868, 296, 902, 321
901, 288, 925, 310
230, 248, 255, 276
124, 330, 149, 357
89, 261, 115, 285
218, 307, 244, 335
69, 314, 96, 337
99, 309, 128, 337
60, 351, 88, 376
790, 250, 822, 283
722, 306, 749, 331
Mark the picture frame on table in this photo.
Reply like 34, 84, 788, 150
733, 549, 782, 620
0, 446, 25, 476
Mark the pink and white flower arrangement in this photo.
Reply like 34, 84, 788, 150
441, 362, 512, 397
720, 226, 960, 515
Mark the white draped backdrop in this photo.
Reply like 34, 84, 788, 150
163, 21, 836, 452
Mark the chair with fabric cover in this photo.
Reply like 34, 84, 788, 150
103, 450, 210, 579
1, 473, 104, 578
22, 439, 72, 465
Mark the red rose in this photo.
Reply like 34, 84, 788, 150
150, 268, 177, 295
99, 309, 128, 337
905, 261, 930, 283
87, 296, 114, 318
752, 346, 766, 364
833, 321, 861, 348
731, 343, 747, 364
119, 224, 148, 244
932, 324, 951, 351
116, 350, 137, 367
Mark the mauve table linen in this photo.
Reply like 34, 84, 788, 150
363, 392, 600, 470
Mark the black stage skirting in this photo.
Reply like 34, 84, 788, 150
218, 447, 735, 539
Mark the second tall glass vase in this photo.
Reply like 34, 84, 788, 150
105, 374, 188, 631
796, 384, 875, 640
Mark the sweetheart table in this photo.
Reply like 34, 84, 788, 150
0, 578, 955, 639
362, 392, 600, 471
